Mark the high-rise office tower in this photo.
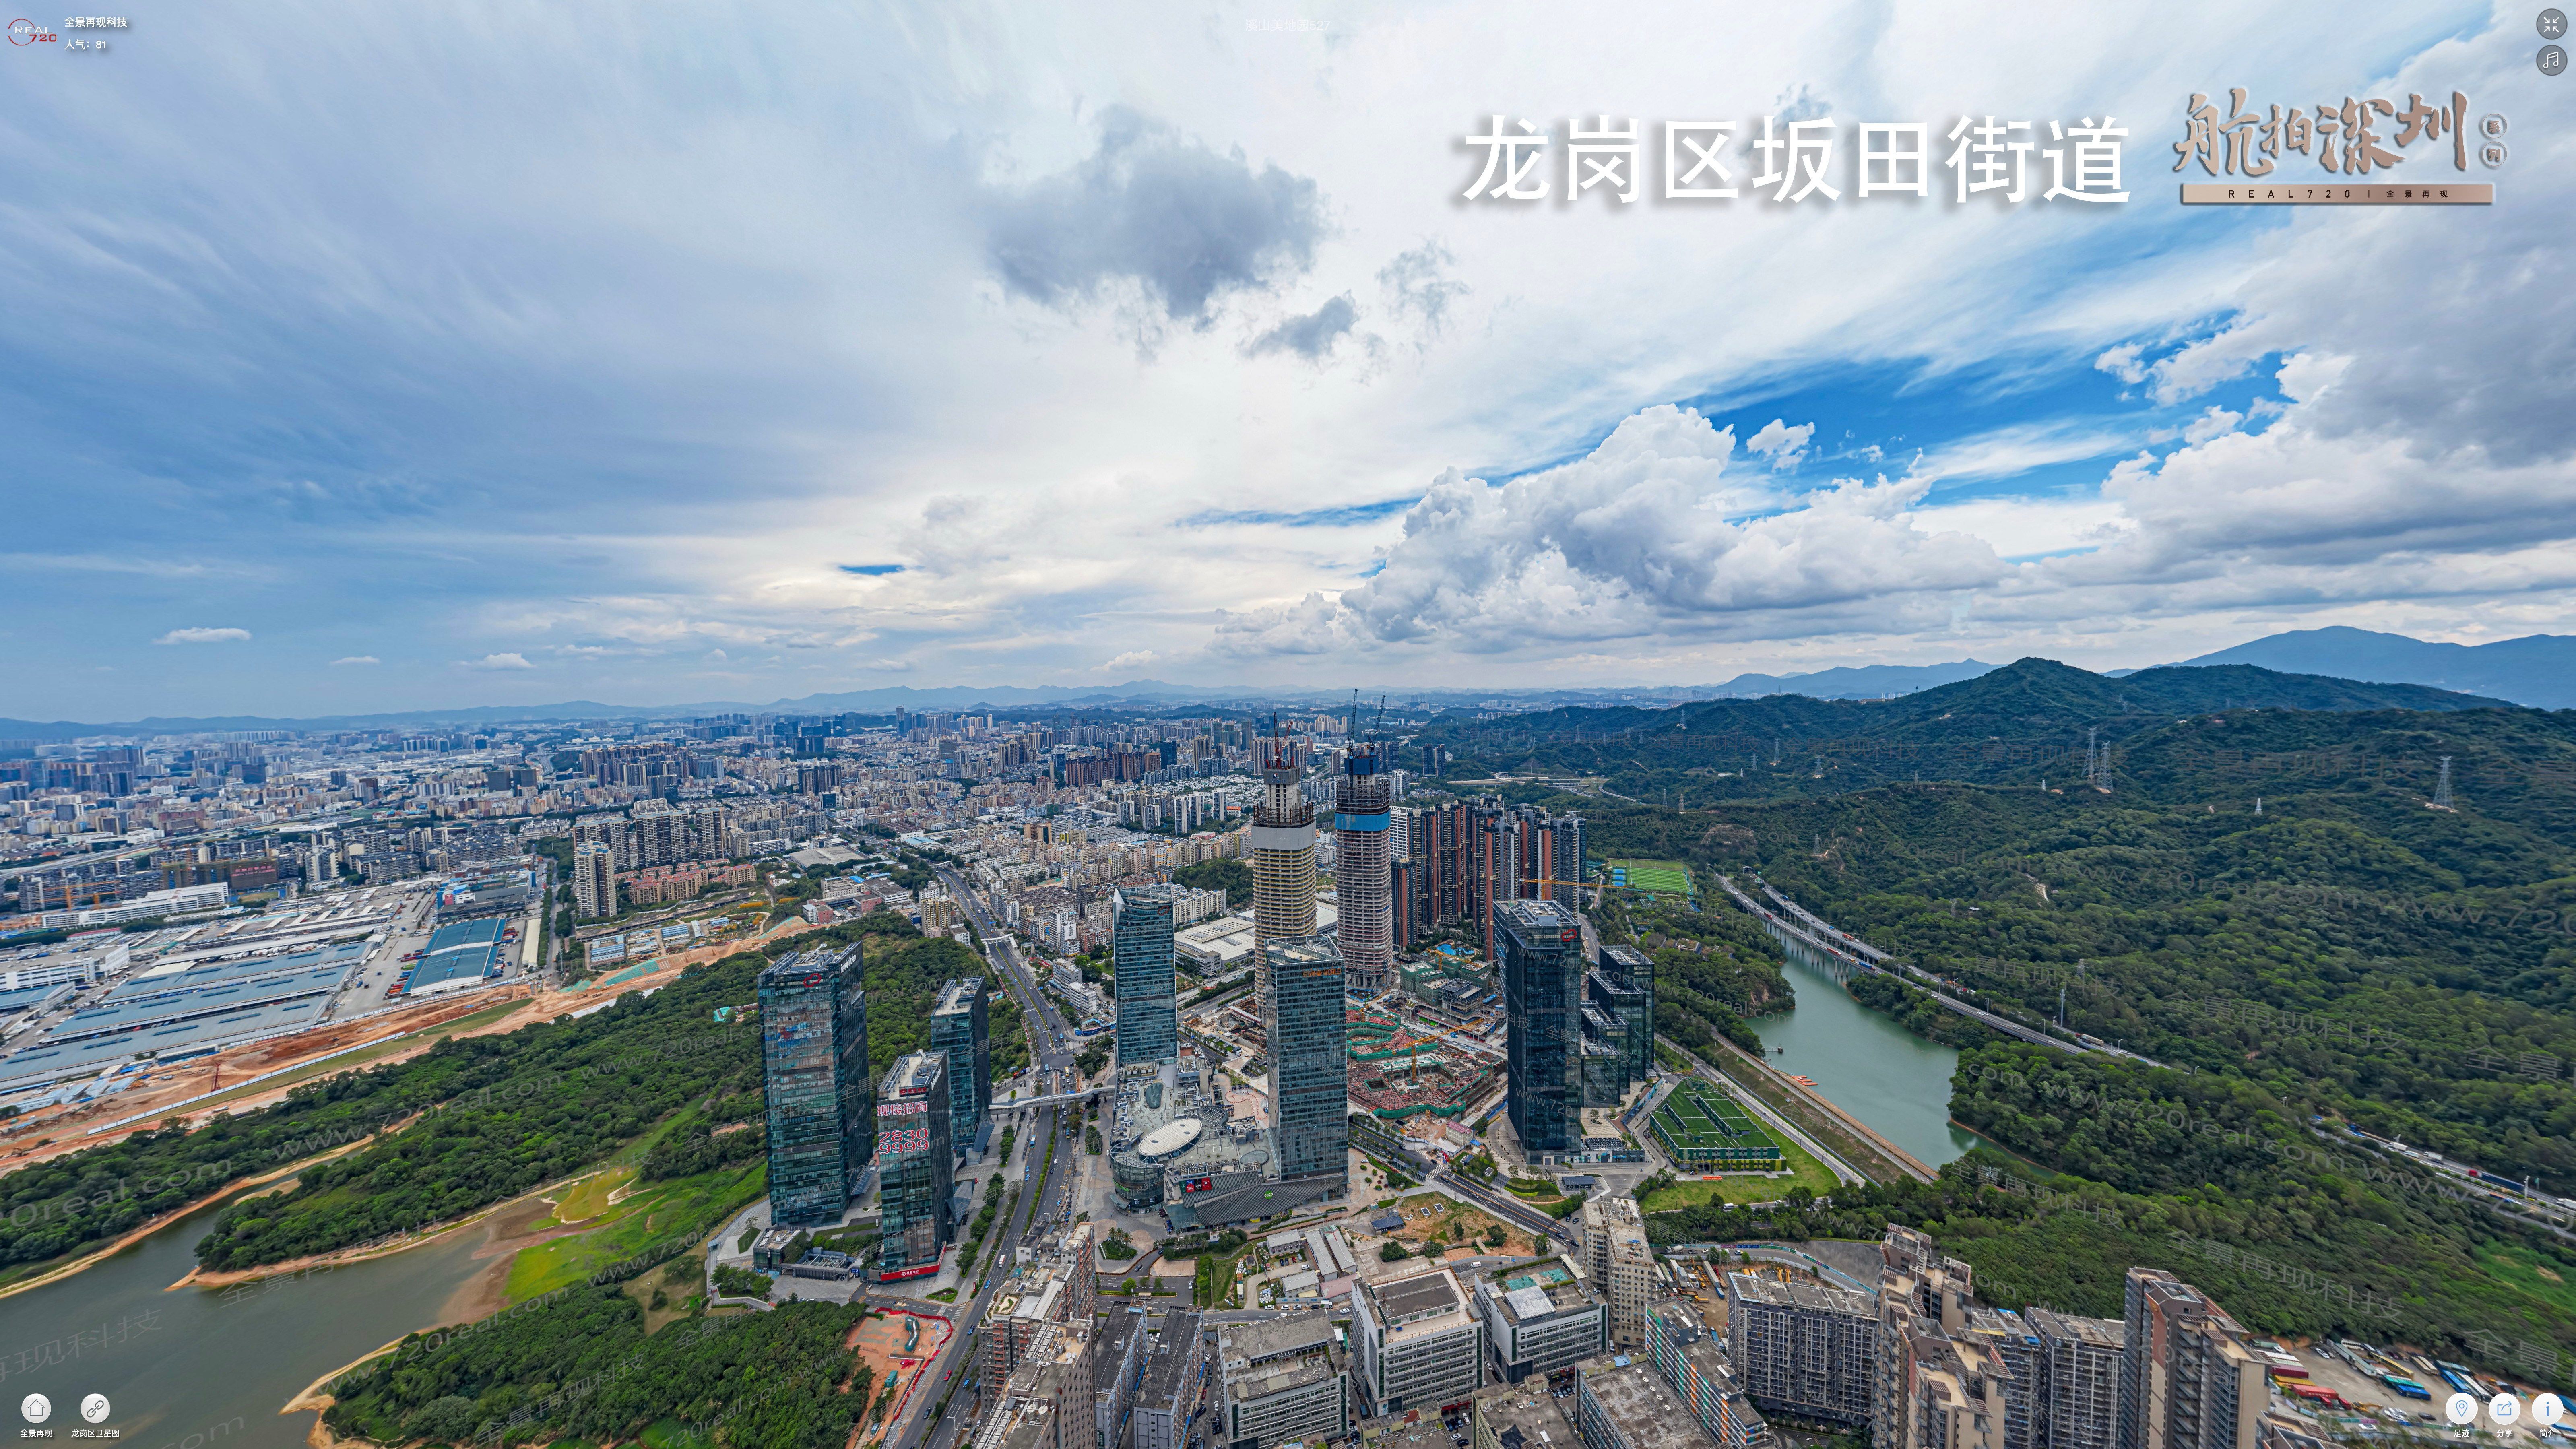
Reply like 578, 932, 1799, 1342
875, 1051, 955, 1280
572, 841, 616, 919
2117, 1270, 2264, 1449
930, 976, 991, 1149
1251, 734, 1317, 1009
758, 943, 872, 1226
1334, 745, 1395, 994
1113, 884, 1185, 1067
1496, 899, 1585, 1157
1263, 933, 1349, 1181
1592, 944, 1654, 1087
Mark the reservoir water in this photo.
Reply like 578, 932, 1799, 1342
0, 1192, 491, 1449
1750, 930, 1984, 1168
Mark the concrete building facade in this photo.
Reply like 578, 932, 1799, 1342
1726, 1273, 1878, 1429
1218, 1315, 1350, 1449
1475, 1255, 1610, 1385
2117, 1270, 2265, 1449
1645, 1300, 1769, 1449
1333, 745, 1395, 994
2025, 1309, 2126, 1449
1351, 1263, 1486, 1415
1579, 1196, 1657, 1350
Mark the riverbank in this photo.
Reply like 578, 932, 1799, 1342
169, 1162, 625, 1290
1748, 931, 1984, 1170
0, 1125, 398, 1303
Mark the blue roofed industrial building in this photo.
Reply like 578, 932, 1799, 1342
402, 918, 510, 998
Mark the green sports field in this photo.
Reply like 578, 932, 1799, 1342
1648, 1076, 1784, 1168
1606, 857, 1695, 894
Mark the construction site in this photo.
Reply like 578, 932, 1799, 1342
1344, 1009, 1500, 1125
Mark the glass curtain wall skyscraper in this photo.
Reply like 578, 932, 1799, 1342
875, 1051, 954, 1280
1263, 933, 1349, 1181
1113, 884, 1185, 1067
758, 942, 872, 1226
1333, 745, 1395, 994
929, 977, 991, 1148
1497, 899, 1585, 1157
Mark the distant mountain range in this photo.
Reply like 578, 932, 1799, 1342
1695, 660, 2000, 699
2159, 627, 2576, 710
1, 627, 2560, 741
1422, 657, 2511, 770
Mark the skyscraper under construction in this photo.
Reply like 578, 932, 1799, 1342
1333, 744, 1394, 994
1251, 733, 1319, 1007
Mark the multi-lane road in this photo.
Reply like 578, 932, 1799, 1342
889, 869, 1091, 1449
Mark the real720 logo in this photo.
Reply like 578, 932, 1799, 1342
7, 18, 63, 43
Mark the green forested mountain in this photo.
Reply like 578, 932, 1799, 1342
1418, 657, 2520, 801
1478, 662, 2576, 1379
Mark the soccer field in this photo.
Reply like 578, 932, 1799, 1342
1607, 857, 1695, 895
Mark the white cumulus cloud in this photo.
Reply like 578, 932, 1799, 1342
328, 655, 380, 666
460, 652, 535, 671
153, 627, 251, 645
1217, 405, 2004, 657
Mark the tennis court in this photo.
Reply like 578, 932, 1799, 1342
1606, 858, 1695, 895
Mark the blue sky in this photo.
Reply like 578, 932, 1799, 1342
3, 0, 2569, 718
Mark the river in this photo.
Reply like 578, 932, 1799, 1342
0, 1192, 494, 1449
1750, 931, 1985, 1168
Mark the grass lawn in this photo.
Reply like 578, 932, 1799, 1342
502, 1160, 764, 1303
1640, 1137, 1841, 1210
553, 1166, 637, 1223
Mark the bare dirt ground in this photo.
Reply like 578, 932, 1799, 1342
0, 916, 822, 1183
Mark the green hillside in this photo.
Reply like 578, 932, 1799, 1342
1450, 662, 2576, 1383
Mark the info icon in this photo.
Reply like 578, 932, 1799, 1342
2536, 1393, 2568, 1428
2446, 1392, 2480, 1426
18, 1394, 47, 1425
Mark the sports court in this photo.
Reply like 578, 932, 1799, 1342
1606, 858, 1695, 895
1649, 1077, 1784, 1168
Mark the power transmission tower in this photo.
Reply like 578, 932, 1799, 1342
2432, 756, 2454, 810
